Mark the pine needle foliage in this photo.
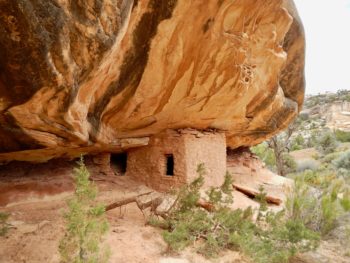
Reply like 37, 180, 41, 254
149, 164, 319, 263
254, 186, 268, 212
59, 157, 109, 263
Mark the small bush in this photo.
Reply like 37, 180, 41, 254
333, 151, 350, 175
322, 152, 341, 164
300, 170, 319, 186
282, 153, 297, 174
290, 168, 338, 189
334, 130, 350, 143
59, 157, 109, 263
340, 190, 350, 212
286, 174, 347, 236
254, 186, 268, 212
316, 132, 339, 155
0, 212, 9, 236
312, 153, 320, 160
285, 176, 319, 228
320, 194, 339, 235
251, 143, 276, 169
291, 134, 306, 151
307, 130, 320, 148
291, 144, 302, 151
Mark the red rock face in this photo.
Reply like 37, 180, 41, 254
0, 0, 305, 162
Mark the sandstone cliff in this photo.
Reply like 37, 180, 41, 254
0, 0, 305, 162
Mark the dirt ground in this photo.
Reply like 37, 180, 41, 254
1, 156, 348, 263
0, 189, 245, 263
0, 159, 245, 263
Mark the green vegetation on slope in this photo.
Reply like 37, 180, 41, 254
250, 91, 350, 259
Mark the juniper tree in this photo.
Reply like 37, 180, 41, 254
149, 165, 319, 263
59, 157, 109, 263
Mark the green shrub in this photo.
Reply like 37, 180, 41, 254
285, 176, 318, 228
0, 212, 9, 236
291, 134, 306, 151
320, 194, 339, 235
289, 168, 339, 189
254, 186, 268, 212
244, 215, 319, 262
150, 165, 319, 263
333, 151, 350, 175
312, 153, 320, 160
319, 178, 344, 235
334, 130, 350, 143
251, 143, 276, 169
59, 157, 109, 263
282, 153, 297, 174
300, 170, 319, 186
322, 152, 341, 164
291, 144, 302, 151
340, 194, 350, 212
307, 130, 320, 148
286, 174, 347, 236
316, 132, 339, 155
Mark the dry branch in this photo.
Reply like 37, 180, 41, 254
197, 199, 215, 212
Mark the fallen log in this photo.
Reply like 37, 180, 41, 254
105, 192, 215, 215
233, 183, 282, 205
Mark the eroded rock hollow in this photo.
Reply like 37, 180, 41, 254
0, 0, 305, 162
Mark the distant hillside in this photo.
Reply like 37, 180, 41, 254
301, 90, 350, 132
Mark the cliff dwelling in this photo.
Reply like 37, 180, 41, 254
126, 129, 227, 192
90, 129, 227, 192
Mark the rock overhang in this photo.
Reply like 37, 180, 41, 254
0, 0, 305, 162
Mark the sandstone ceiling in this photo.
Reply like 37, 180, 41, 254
0, 0, 305, 162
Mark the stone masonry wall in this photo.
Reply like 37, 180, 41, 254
182, 130, 226, 188
126, 129, 226, 192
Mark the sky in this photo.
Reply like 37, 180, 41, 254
293, 0, 350, 94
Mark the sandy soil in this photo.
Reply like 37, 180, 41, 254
0, 192, 245, 263
1, 156, 347, 263
0, 159, 246, 263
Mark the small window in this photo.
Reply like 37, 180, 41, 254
111, 153, 127, 175
165, 154, 174, 176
